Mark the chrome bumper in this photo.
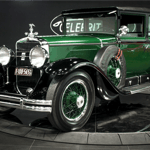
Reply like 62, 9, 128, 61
0, 93, 52, 112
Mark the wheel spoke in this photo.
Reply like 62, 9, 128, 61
107, 57, 122, 86
62, 80, 88, 120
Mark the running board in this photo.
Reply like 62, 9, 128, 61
122, 82, 150, 94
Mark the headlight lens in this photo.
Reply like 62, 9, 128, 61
29, 46, 48, 68
0, 46, 11, 66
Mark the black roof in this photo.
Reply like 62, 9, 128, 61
62, 6, 150, 16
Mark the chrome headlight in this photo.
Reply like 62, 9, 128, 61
0, 46, 13, 66
29, 46, 49, 68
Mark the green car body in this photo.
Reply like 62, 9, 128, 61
39, 35, 150, 78
37, 6, 150, 79
0, 6, 150, 131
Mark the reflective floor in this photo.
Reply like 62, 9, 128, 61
0, 93, 150, 150
0, 93, 149, 133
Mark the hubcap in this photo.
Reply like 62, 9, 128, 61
115, 68, 121, 79
61, 79, 88, 122
76, 96, 85, 108
107, 58, 122, 86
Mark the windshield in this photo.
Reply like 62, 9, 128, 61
66, 12, 116, 35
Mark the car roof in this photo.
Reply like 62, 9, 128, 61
61, 6, 150, 16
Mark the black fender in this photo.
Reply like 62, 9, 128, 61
45, 58, 128, 102
45, 58, 87, 76
94, 45, 126, 89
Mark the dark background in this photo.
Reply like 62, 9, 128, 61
0, 1, 150, 49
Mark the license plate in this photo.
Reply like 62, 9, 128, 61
15, 68, 33, 76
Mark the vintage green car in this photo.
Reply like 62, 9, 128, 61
0, 6, 150, 131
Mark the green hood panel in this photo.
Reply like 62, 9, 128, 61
38, 34, 116, 45
37, 34, 116, 63
16, 34, 116, 64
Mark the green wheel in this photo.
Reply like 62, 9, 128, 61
48, 70, 95, 131
61, 79, 88, 122
107, 57, 122, 86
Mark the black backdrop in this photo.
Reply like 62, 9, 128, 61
0, 1, 150, 49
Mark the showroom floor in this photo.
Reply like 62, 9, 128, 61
2, 132, 150, 150
0, 93, 150, 149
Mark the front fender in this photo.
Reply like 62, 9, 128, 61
45, 58, 87, 76
45, 58, 127, 99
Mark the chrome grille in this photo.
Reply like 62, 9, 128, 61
16, 41, 41, 95
17, 42, 40, 66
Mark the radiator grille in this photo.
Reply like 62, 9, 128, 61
16, 42, 41, 94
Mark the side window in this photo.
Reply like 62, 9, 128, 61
120, 14, 145, 37
148, 16, 150, 36
88, 18, 102, 32
88, 16, 115, 34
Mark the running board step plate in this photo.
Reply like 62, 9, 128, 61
122, 82, 150, 94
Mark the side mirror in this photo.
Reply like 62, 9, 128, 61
117, 25, 129, 37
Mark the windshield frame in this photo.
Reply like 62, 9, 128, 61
63, 10, 118, 35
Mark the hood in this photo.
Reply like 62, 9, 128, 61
37, 34, 116, 46
16, 34, 116, 63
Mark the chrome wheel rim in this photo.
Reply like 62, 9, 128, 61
107, 57, 122, 86
61, 79, 88, 122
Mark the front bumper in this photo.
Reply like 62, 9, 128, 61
0, 92, 52, 112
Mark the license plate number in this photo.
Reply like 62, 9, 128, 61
15, 68, 33, 76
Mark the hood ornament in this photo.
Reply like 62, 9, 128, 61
25, 23, 38, 38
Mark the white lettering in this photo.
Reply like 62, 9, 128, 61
93, 23, 95, 31
24, 69, 27, 75
51, 16, 102, 34
89, 23, 93, 31
81, 23, 84, 32
70, 23, 75, 32
75, 23, 81, 32
96, 23, 101, 30
18, 69, 23, 75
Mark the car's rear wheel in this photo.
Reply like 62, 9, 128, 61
0, 106, 15, 115
48, 70, 95, 131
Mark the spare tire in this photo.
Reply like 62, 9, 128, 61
94, 45, 126, 89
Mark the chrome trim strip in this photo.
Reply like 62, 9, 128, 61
0, 101, 20, 108
6, 67, 9, 84
0, 94, 20, 102
23, 105, 52, 112
23, 99, 52, 105
15, 37, 49, 95
0, 94, 52, 112
0, 101, 52, 112
37, 35, 63, 37
49, 42, 116, 47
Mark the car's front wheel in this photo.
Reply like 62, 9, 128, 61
48, 70, 95, 131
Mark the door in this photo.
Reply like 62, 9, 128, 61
119, 13, 147, 78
